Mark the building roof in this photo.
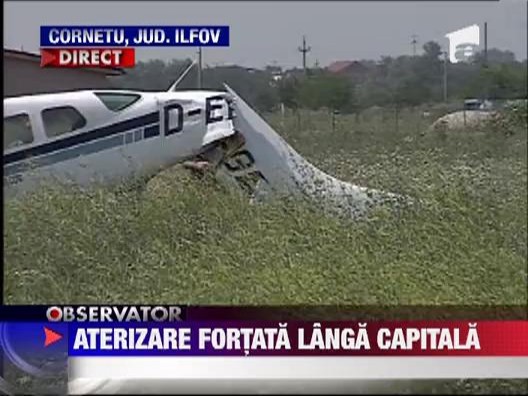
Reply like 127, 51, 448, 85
4, 48, 125, 76
326, 60, 365, 74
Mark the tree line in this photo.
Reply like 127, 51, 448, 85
111, 41, 527, 113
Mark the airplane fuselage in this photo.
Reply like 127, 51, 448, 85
4, 86, 408, 220
4, 89, 236, 197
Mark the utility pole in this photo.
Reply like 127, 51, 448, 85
411, 34, 418, 56
298, 35, 311, 74
197, 47, 203, 89
483, 21, 489, 101
483, 22, 488, 68
443, 50, 448, 102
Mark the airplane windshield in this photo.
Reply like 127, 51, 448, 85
95, 92, 141, 112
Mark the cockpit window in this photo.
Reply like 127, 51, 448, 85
4, 113, 34, 150
95, 93, 141, 112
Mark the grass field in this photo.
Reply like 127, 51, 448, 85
4, 105, 528, 393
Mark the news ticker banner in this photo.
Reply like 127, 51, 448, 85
39, 25, 229, 68
2, 321, 527, 359
1, 321, 528, 385
0, 306, 527, 383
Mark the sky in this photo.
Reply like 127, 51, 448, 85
4, 0, 527, 69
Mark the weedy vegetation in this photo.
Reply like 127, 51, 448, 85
4, 104, 527, 394
5, 105, 526, 305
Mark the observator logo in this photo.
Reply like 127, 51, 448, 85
46, 305, 183, 322
47, 306, 62, 320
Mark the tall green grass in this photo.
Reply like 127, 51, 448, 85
5, 108, 526, 306
4, 107, 527, 394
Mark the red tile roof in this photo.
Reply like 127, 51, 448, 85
327, 60, 364, 74
327, 61, 353, 73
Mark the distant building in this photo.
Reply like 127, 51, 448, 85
326, 60, 366, 75
4, 48, 124, 98
265, 65, 283, 83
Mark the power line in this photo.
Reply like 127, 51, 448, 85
298, 35, 311, 73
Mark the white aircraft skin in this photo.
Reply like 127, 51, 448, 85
4, 85, 405, 218
4, 89, 236, 198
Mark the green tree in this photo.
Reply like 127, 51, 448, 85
422, 41, 442, 61
278, 76, 301, 110
464, 64, 528, 99
296, 74, 352, 112
472, 48, 517, 65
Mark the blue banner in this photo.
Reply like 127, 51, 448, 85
40, 25, 230, 47
1, 321, 521, 359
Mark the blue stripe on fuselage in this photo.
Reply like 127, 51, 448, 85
4, 119, 161, 176
3, 111, 160, 166
144, 124, 160, 139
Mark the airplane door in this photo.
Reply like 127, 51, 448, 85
158, 98, 204, 166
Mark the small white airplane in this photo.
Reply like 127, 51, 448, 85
4, 81, 406, 218
4, 88, 236, 195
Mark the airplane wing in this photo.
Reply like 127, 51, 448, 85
217, 85, 407, 219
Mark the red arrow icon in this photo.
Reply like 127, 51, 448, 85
40, 49, 57, 67
44, 327, 63, 347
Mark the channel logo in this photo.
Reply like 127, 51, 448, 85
445, 24, 480, 63
46, 305, 183, 322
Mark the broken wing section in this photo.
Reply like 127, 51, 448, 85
221, 85, 406, 219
